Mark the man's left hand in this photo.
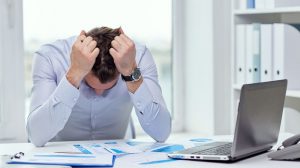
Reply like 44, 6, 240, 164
109, 28, 137, 76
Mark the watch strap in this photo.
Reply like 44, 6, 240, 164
121, 74, 133, 81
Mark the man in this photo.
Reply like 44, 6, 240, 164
27, 27, 171, 147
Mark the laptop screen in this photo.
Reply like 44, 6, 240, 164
231, 80, 287, 158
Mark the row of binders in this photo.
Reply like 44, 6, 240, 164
239, 0, 300, 10
235, 23, 300, 89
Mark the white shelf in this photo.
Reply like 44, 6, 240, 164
232, 84, 300, 98
231, 0, 300, 134
234, 7, 300, 15
286, 90, 300, 98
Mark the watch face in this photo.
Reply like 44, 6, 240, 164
132, 68, 141, 81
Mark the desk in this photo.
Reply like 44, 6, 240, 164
0, 133, 299, 168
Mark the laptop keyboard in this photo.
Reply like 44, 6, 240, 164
193, 142, 232, 156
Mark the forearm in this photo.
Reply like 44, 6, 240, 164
27, 76, 79, 147
126, 77, 143, 93
136, 103, 171, 142
27, 99, 73, 147
130, 81, 171, 142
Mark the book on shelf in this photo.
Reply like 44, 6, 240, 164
252, 24, 261, 83
235, 25, 246, 85
273, 23, 300, 89
266, 0, 300, 9
260, 24, 273, 82
247, 0, 255, 9
245, 24, 261, 84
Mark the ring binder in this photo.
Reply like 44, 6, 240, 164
11, 152, 24, 159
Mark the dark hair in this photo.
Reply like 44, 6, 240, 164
86, 27, 120, 83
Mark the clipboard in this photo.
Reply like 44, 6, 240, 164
7, 152, 116, 167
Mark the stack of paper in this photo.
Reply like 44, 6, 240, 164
6, 139, 215, 167
81, 141, 185, 155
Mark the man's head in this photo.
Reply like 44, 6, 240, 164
84, 27, 120, 94
86, 27, 121, 83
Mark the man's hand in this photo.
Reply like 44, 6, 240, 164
110, 28, 143, 93
109, 28, 137, 76
67, 31, 100, 88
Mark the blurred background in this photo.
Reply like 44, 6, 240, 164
0, 0, 232, 142
4, 0, 300, 143
23, 0, 172, 136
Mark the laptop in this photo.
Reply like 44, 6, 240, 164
168, 79, 287, 162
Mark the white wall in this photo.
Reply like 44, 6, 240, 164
183, 0, 214, 135
174, 0, 231, 135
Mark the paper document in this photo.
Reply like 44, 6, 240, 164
98, 141, 184, 155
7, 152, 115, 167
114, 152, 177, 167
73, 144, 109, 154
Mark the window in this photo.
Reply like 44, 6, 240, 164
23, 0, 172, 135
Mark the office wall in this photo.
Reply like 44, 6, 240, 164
177, 0, 231, 135
182, 0, 214, 134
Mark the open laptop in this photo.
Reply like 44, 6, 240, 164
168, 79, 287, 162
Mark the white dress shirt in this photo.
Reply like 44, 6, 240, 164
27, 36, 171, 147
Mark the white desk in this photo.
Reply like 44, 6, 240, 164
0, 133, 299, 168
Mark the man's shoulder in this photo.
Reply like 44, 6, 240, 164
134, 42, 149, 59
35, 36, 76, 58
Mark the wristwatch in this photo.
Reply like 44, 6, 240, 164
121, 67, 141, 82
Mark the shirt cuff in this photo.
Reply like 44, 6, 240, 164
129, 81, 156, 113
53, 76, 80, 108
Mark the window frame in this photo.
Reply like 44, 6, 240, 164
132, 0, 185, 136
170, 0, 185, 133
0, 0, 26, 142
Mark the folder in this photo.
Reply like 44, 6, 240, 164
246, 24, 254, 83
252, 23, 261, 83
247, 0, 255, 9
239, 0, 247, 9
273, 23, 300, 89
246, 24, 261, 83
255, 0, 266, 9
260, 24, 273, 82
7, 152, 116, 167
235, 25, 247, 85
265, 0, 300, 9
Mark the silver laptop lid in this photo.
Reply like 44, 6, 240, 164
231, 80, 287, 158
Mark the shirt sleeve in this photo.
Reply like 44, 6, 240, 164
27, 53, 80, 147
129, 47, 171, 142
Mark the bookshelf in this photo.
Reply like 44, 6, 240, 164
231, 0, 300, 134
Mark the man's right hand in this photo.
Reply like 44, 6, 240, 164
66, 31, 100, 88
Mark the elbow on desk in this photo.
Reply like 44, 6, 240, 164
30, 139, 46, 147
155, 124, 171, 143
27, 134, 47, 147
28, 134, 47, 147
26, 123, 47, 147
153, 115, 172, 143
